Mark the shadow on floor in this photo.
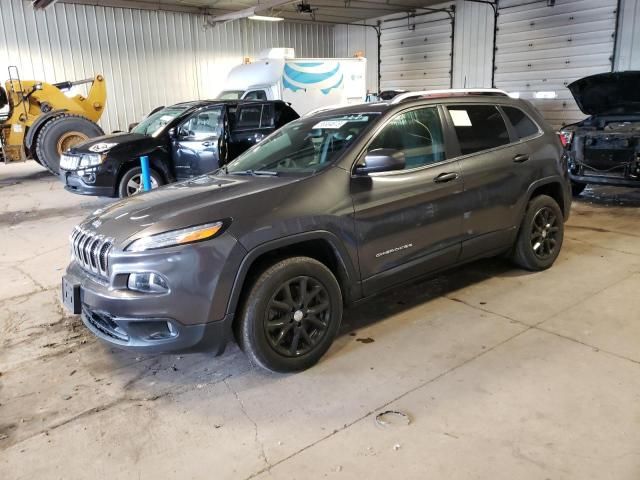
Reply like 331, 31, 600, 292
576, 185, 640, 208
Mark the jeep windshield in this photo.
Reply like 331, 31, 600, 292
226, 113, 379, 175
132, 105, 191, 136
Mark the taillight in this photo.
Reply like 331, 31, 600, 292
558, 130, 573, 148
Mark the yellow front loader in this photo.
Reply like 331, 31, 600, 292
0, 66, 107, 174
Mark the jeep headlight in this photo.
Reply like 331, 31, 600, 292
79, 153, 105, 167
125, 221, 225, 252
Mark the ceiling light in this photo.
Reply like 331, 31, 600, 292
248, 15, 284, 22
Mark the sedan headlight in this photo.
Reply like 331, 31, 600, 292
79, 153, 105, 167
125, 221, 225, 252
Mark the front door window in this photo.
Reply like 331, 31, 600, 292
367, 107, 447, 169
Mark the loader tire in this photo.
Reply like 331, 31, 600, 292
29, 113, 66, 166
35, 114, 104, 174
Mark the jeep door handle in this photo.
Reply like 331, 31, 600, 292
434, 172, 459, 183
202, 142, 211, 147
513, 154, 530, 163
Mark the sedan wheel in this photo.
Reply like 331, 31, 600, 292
126, 174, 159, 196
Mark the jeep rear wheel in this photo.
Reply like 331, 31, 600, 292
511, 194, 564, 271
236, 257, 343, 373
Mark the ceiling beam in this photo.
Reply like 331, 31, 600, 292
207, 0, 297, 22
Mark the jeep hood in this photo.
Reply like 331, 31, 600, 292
79, 173, 300, 247
69, 132, 160, 155
568, 71, 640, 116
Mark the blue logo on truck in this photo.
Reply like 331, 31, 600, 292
283, 62, 343, 94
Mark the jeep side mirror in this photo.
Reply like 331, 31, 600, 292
355, 149, 405, 175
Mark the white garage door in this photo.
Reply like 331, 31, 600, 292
379, 6, 454, 91
495, 0, 618, 128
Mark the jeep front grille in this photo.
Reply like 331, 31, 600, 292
70, 227, 113, 278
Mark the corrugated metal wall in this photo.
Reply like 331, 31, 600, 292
0, 0, 333, 132
334, 22, 379, 93
379, 4, 454, 91
451, 0, 494, 88
616, 0, 640, 70
336, 1, 495, 93
336, 3, 456, 93
494, 0, 618, 128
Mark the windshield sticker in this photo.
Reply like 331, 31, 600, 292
313, 120, 349, 129
450, 110, 472, 127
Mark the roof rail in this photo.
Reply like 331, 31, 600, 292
390, 89, 510, 104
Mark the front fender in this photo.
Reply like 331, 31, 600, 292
223, 230, 361, 319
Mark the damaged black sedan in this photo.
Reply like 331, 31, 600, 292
560, 71, 640, 195
59, 99, 299, 198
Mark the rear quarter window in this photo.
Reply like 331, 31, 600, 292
502, 106, 540, 139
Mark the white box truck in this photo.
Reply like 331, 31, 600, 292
217, 48, 367, 116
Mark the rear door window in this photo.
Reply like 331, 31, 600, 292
235, 105, 262, 130
260, 104, 275, 128
447, 105, 510, 155
502, 106, 540, 139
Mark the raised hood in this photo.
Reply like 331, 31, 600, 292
78, 174, 300, 248
568, 71, 640, 116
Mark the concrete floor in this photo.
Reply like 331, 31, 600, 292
1, 162, 639, 480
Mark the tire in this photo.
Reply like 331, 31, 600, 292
35, 114, 104, 174
117, 166, 164, 198
511, 194, 564, 271
571, 181, 587, 196
236, 256, 343, 373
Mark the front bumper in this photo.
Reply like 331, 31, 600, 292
62, 233, 247, 354
81, 303, 232, 354
63, 265, 232, 354
61, 169, 116, 197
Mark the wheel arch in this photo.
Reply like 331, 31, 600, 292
115, 155, 171, 189
523, 177, 570, 220
226, 232, 361, 319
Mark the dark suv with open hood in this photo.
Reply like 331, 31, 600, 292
62, 91, 571, 372
59, 99, 299, 197
560, 71, 640, 195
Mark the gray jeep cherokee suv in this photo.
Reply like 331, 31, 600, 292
62, 92, 571, 372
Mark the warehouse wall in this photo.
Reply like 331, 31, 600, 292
335, 0, 494, 92
451, 0, 493, 88
616, 0, 640, 70
0, 0, 334, 132
333, 22, 379, 93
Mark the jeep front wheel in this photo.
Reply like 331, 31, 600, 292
236, 257, 343, 373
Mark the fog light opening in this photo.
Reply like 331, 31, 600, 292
127, 272, 169, 293
136, 321, 178, 341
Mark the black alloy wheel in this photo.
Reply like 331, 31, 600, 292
264, 276, 331, 357
511, 194, 564, 271
236, 256, 343, 373
530, 206, 560, 260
